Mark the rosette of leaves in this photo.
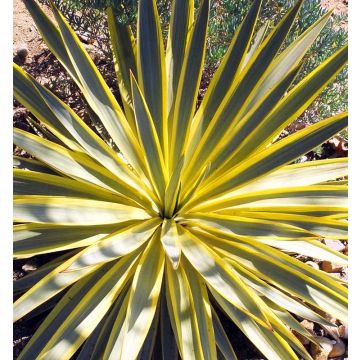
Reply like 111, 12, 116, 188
13, 0, 347, 359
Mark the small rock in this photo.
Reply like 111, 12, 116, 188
338, 325, 348, 339
38, 76, 51, 86
311, 336, 334, 360
16, 44, 29, 59
294, 320, 315, 345
329, 339, 346, 357
288, 122, 306, 133
13, 270, 24, 282
77, 33, 91, 44
22, 263, 37, 272
301, 319, 315, 333
324, 240, 346, 252
84, 44, 102, 64
324, 313, 338, 324
321, 323, 341, 341
343, 244, 348, 255
299, 155, 308, 163
78, 33, 95, 44
320, 261, 343, 273
306, 261, 319, 270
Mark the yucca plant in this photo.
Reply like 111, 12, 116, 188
13, 0, 348, 358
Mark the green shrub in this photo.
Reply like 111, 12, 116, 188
41, 0, 347, 129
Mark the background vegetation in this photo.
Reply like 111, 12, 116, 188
40, 0, 348, 131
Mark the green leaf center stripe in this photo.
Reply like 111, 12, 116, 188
137, 0, 167, 158
169, 0, 210, 172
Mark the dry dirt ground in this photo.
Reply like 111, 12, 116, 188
13, 0, 53, 60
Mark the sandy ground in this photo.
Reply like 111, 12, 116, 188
13, 0, 54, 59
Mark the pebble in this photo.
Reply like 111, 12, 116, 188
288, 122, 306, 132
310, 336, 333, 360
324, 313, 338, 324
22, 263, 37, 272
343, 244, 348, 255
76, 31, 94, 44
338, 325, 348, 339
299, 155, 308, 163
84, 44, 102, 64
320, 261, 343, 273
323, 240, 346, 252
301, 319, 315, 332
322, 323, 341, 341
294, 320, 315, 345
15, 44, 29, 59
329, 339, 346, 357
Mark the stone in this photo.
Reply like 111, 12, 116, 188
293, 320, 315, 345
324, 240, 346, 252
329, 339, 346, 357
338, 325, 348, 339
301, 319, 315, 332
322, 323, 341, 341
310, 337, 334, 360
343, 244, 348, 255
320, 261, 343, 273
324, 313, 338, 324
16, 44, 29, 59
84, 44, 102, 64
22, 263, 37, 272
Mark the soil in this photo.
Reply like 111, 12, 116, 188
321, 0, 348, 16
13, 0, 54, 60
